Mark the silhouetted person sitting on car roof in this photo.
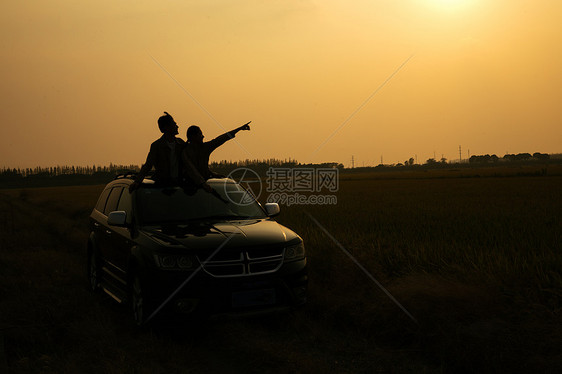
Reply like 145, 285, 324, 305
182, 122, 251, 193
130, 112, 185, 192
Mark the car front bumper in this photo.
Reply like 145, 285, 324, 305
143, 258, 308, 318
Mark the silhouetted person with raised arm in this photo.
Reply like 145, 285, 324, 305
130, 112, 185, 192
182, 122, 251, 192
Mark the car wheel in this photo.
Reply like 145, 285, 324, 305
87, 250, 101, 292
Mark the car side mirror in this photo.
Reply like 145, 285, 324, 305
264, 203, 280, 217
107, 211, 127, 226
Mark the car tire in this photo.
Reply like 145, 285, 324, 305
87, 249, 101, 292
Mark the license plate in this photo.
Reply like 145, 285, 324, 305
231, 289, 276, 308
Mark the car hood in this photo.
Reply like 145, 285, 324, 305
142, 218, 300, 250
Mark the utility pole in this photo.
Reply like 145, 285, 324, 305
380, 155, 383, 165
351, 155, 355, 169
459, 145, 462, 163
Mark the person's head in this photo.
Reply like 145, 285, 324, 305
186, 125, 204, 143
157, 112, 179, 135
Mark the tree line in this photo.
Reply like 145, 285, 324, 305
0, 159, 343, 188
0, 164, 140, 178
209, 158, 342, 176
0, 164, 142, 188
1, 153, 557, 188
468, 152, 550, 164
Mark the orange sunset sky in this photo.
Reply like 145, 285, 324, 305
1, 0, 561, 168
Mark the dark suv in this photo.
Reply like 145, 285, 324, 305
87, 175, 307, 325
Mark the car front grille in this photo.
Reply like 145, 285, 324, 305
199, 247, 284, 278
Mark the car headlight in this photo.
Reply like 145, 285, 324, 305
283, 242, 305, 262
154, 254, 198, 270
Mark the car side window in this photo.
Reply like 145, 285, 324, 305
104, 187, 124, 215
117, 187, 132, 224
95, 188, 111, 213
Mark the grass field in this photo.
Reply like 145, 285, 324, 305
1, 171, 561, 373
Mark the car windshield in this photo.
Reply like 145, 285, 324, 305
135, 181, 267, 225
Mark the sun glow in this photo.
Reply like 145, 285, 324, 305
426, 0, 475, 11
1, 0, 561, 168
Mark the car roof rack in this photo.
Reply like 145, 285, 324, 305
112, 174, 235, 184
113, 171, 155, 181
